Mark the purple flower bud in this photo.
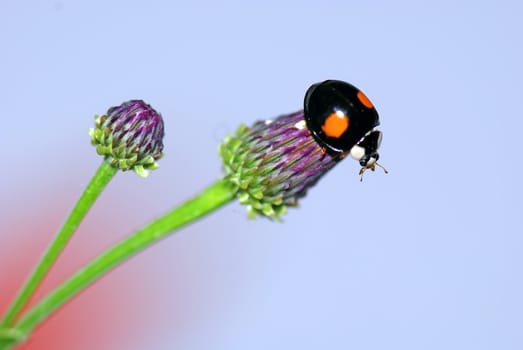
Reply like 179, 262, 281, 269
89, 100, 164, 177
220, 111, 340, 219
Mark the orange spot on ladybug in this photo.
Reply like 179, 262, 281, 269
357, 90, 374, 109
321, 111, 349, 138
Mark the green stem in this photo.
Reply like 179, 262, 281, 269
2, 179, 235, 349
0, 161, 117, 330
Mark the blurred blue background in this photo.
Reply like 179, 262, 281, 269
1, 0, 522, 349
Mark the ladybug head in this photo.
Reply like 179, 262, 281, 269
349, 130, 388, 181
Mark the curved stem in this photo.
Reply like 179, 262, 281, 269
0, 161, 117, 329
3, 179, 235, 349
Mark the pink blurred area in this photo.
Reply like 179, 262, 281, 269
0, 179, 200, 350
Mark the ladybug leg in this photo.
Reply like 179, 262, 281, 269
375, 162, 389, 174
359, 164, 374, 182
359, 161, 389, 182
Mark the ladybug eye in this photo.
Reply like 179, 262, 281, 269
359, 154, 372, 167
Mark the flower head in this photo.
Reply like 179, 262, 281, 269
219, 111, 340, 219
89, 100, 165, 177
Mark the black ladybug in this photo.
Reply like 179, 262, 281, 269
304, 80, 387, 179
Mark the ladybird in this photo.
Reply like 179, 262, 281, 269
303, 80, 387, 179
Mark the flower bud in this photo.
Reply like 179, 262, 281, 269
220, 111, 340, 219
89, 100, 165, 177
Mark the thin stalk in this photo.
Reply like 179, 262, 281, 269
1, 179, 235, 349
0, 161, 117, 329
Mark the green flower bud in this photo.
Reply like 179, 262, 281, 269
89, 100, 165, 177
